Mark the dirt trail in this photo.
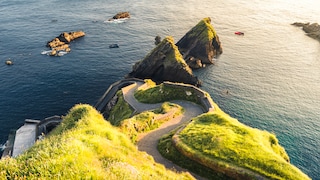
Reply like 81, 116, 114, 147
122, 82, 206, 179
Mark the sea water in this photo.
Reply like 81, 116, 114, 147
0, 0, 319, 179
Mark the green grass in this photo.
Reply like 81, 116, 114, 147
0, 104, 193, 179
134, 83, 201, 105
158, 128, 231, 180
170, 104, 310, 180
108, 90, 133, 126
189, 17, 217, 43
118, 102, 184, 142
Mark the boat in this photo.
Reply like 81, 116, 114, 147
235, 31, 244, 35
109, 44, 119, 48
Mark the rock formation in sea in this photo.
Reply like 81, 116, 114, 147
292, 22, 320, 42
46, 31, 85, 56
176, 17, 223, 69
108, 12, 130, 21
127, 36, 201, 86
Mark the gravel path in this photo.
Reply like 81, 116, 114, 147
122, 82, 206, 179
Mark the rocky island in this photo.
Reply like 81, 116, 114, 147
108, 12, 130, 21
127, 36, 201, 87
292, 22, 320, 42
46, 31, 85, 56
127, 17, 223, 86
176, 17, 223, 69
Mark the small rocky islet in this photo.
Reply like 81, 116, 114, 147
45, 31, 85, 56
292, 22, 320, 42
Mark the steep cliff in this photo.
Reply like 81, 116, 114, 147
127, 36, 201, 86
176, 17, 223, 67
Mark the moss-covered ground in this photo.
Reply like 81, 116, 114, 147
0, 104, 193, 179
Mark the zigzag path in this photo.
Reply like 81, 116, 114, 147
121, 82, 206, 179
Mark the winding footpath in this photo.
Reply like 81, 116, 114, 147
121, 82, 206, 179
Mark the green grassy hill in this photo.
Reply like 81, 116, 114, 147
0, 80, 311, 180
133, 81, 310, 180
0, 104, 193, 179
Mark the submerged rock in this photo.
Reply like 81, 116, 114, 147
127, 36, 201, 86
292, 22, 320, 42
176, 17, 223, 66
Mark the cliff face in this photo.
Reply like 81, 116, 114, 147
176, 17, 223, 66
127, 36, 201, 86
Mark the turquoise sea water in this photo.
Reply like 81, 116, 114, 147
0, 0, 319, 179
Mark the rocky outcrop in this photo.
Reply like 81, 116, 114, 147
46, 31, 85, 56
5, 59, 13, 65
292, 22, 320, 42
127, 36, 201, 86
109, 12, 130, 21
176, 17, 222, 68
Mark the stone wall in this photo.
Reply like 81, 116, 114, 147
163, 81, 215, 112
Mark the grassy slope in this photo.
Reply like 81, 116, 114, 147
174, 105, 310, 180
136, 81, 310, 180
118, 102, 184, 142
0, 104, 193, 180
108, 90, 133, 126
189, 17, 217, 42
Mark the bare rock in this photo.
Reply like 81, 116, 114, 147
292, 22, 320, 42
109, 12, 130, 21
46, 31, 85, 56
155, 35, 161, 45
127, 36, 201, 86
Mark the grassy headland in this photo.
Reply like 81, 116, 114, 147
0, 104, 192, 179
135, 81, 310, 179
163, 105, 310, 180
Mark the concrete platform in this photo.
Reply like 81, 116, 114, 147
11, 121, 38, 157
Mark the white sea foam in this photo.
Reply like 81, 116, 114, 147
0, 143, 6, 151
57, 51, 68, 56
41, 50, 52, 55
104, 18, 129, 24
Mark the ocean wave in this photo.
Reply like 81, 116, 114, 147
41, 50, 52, 55
41, 50, 68, 56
